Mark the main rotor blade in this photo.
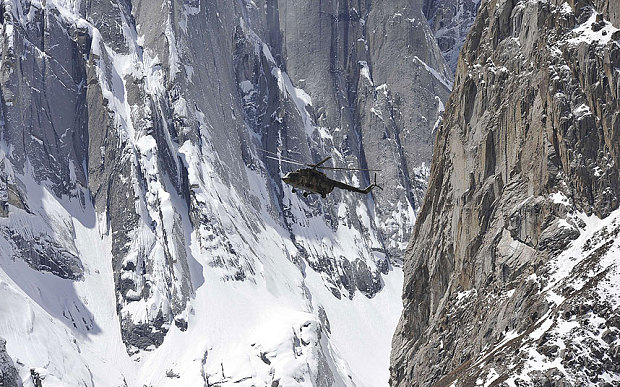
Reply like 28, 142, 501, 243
259, 148, 309, 165
317, 166, 382, 172
258, 149, 284, 159
312, 156, 332, 168
260, 148, 380, 171
264, 155, 307, 167
260, 148, 286, 158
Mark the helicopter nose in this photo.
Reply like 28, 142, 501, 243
282, 176, 289, 183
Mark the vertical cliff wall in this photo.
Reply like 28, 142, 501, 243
0, 338, 17, 387
424, 0, 480, 72
392, 0, 620, 385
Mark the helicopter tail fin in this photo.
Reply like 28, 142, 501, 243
362, 173, 383, 194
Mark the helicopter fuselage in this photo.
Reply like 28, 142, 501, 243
281, 168, 380, 198
264, 149, 381, 198
281, 168, 335, 197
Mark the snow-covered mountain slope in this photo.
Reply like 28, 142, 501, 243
0, 183, 404, 386
0, 0, 450, 385
391, 0, 620, 385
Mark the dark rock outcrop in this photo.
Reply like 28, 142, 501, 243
0, 338, 18, 387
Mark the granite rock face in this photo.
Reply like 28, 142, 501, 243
424, 0, 481, 72
0, 0, 88, 281
0, 338, 18, 387
391, 0, 620, 385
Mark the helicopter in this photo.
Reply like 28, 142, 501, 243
262, 149, 383, 198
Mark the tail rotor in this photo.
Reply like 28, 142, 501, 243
373, 173, 383, 191
362, 173, 383, 193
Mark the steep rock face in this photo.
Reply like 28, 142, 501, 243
392, 0, 620, 385
270, 0, 453, 263
0, 338, 18, 387
424, 0, 480, 72
0, 0, 88, 280
0, 0, 449, 385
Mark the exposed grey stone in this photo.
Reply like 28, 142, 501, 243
7, 231, 84, 280
0, 338, 18, 387
317, 305, 331, 335
122, 310, 169, 354
424, 0, 481, 72
391, 0, 620, 385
